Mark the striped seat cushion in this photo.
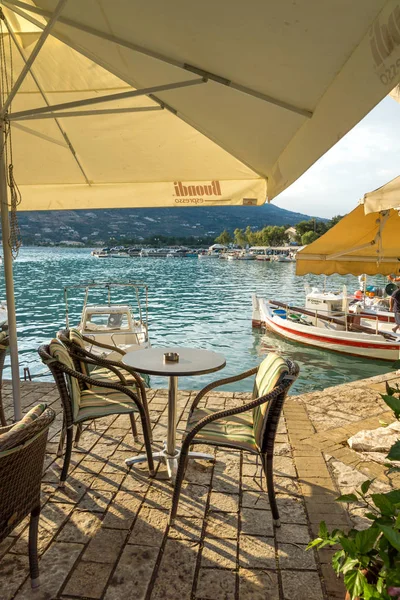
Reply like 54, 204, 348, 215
90, 365, 139, 389
252, 353, 288, 450
76, 387, 138, 423
186, 407, 257, 453
49, 339, 81, 420
70, 328, 90, 377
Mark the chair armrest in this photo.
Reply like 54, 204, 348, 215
189, 367, 258, 414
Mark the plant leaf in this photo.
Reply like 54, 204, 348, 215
332, 550, 345, 574
336, 494, 358, 503
387, 440, 400, 462
361, 480, 374, 495
355, 527, 380, 554
319, 521, 328, 538
365, 512, 378, 521
371, 493, 395, 516
380, 394, 400, 418
378, 524, 400, 552
344, 569, 366, 599
341, 557, 359, 574
339, 536, 357, 557
384, 490, 400, 504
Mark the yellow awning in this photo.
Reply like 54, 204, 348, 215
296, 205, 400, 276
2, 0, 400, 209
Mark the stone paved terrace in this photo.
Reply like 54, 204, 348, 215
0, 370, 399, 600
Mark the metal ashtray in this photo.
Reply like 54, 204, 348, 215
164, 352, 179, 363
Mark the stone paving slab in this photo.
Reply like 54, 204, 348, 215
0, 372, 399, 599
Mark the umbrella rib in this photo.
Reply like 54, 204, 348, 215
4, 1, 268, 181
8, 78, 205, 120
3, 16, 91, 184
10, 105, 163, 120
3, 0, 313, 119
1, 0, 68, 116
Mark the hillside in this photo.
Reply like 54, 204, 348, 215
16, 203, 322, 245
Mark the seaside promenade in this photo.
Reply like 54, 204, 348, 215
1, 371, 399, 600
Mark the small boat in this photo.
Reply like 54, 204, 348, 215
92, 247, 111, 258
198, 243, 227, 259
64, 282, 150, 357
140, 249, 170, 258
252, 294, 400, 361
166, 248, 189, 258
227, 250, 256, 261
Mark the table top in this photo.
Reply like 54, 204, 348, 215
122, 346, 226, 376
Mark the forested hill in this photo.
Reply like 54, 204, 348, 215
16, 203, 323, 245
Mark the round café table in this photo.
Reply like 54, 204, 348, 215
122, 346, 226, 480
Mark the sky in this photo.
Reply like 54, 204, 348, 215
273, 96, 400, 219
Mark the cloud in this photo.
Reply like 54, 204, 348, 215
273, 96, 400, 218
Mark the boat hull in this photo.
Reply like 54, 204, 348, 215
252, 296, 400, 361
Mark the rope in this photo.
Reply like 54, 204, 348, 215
0, 8, 22, 258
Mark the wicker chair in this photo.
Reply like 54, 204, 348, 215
38, 339, 155, 486
169, 353, 299, 526
0, 404, 55, 588
57, 328, 152, 446
0, 332, 9, 426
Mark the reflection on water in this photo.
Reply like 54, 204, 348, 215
0, 247, 395, 394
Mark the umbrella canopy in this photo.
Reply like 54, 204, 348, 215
2, 0, 400, 208
363, 175, 400, 214
296, 205, 400, 276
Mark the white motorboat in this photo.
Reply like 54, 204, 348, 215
252, 294, 400, 361
198, 243, 227, 259
0, 302, 7, 329
304, 284, 396, 328
227, 250, 256, 261
64, 282, 150, 357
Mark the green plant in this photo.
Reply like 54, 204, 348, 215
308, 383, 400, 600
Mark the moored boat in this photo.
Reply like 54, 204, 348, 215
64, 282, 150, 357
252, 295, 400, 361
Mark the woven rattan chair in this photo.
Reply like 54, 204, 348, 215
38, 339, 155, 486
0, 332, 9, 426
169, 353, 299, 526
0, 404, 55, 588
57, 328, 152, 446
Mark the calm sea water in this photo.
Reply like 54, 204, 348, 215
0, 247, 396, 395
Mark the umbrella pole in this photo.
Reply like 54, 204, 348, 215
0, 119, 21, 420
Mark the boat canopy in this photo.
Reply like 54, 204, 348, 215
296, 205, 400, 276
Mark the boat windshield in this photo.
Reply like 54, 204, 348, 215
84, 311, 130, 331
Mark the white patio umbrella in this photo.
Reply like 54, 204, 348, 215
2, 0, 400, 418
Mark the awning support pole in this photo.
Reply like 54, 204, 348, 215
0, 0, 68, 116
0, 118, 21, 420
10, 105, 163, 121
9, 78, 205, 121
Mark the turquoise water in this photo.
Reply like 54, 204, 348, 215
0, 247, 396, 395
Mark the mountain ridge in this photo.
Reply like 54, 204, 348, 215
16, 203, 324, 245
